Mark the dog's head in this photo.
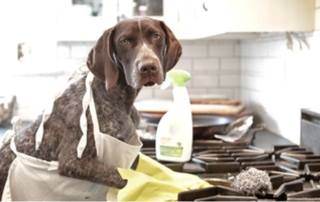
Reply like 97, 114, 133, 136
87, 17, 182, 90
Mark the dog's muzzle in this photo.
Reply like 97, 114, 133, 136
134, 43, 163, 87
137, 58, 161, 85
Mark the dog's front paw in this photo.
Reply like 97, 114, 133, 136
118, 179, 128, 188
106, 168, 128, 189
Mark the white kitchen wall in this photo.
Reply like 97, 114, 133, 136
240, 2, 320, 144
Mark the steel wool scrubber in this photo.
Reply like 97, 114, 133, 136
232, 167, 272, 196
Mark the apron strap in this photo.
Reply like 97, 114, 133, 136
88, 87, 102, 160
76, 73, 96, 158
35, 102, 56, 150
10, 134, 18, 155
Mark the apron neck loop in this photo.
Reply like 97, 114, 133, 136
34, 66, 89, 151
0, 117, 21, 150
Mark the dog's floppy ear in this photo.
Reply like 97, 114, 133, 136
87, 27, 119, 90
159, 21, 182, 72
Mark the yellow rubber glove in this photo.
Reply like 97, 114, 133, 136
118, 153, 212, 201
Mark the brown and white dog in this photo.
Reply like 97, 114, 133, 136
0, 17, 182, 198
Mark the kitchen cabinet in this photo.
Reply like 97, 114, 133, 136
55, 0, 179, 41
117, 0, 179, 32
176, 0, 315, 40
55, 0, 315, 41
56, 0, 116, 41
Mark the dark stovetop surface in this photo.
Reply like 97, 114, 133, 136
140, 129, 320, 201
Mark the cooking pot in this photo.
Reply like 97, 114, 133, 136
145, 114, 235, 139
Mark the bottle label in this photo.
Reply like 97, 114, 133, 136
160, 146, 183, 157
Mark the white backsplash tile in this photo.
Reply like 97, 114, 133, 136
221, 58, 240, 70
220, 75, 239, 87
174, 58, 192, 71
234, 43, 241, 57
209, 44, 234, 57
240, 42, 262, 57
241, 75, 285, 92
267, 40, 288, 57
193, 58, 219, 70
207, 88, 234, 99
181, 44, 208, 57
187, 88, 207, 96
192, 75, 219, 87
241, 58, 285, 77
233, 87, 240, 100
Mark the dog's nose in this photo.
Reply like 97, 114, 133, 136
138, 60, 158, 75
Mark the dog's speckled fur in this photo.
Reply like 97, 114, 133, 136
0, 17, 182, 199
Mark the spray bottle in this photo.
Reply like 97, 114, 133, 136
156, 69, 193, 162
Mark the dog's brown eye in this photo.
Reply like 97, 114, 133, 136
154, 34, 161, 40
120, 39, 129, 45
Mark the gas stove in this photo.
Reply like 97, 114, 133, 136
140, 129, 320, 201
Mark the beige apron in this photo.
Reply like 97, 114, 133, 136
1, 72, 142, 201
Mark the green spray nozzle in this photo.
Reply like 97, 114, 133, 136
168, 69, 191, 87
160, 69, 191, 89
